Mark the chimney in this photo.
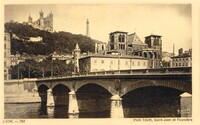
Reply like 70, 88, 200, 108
178, 48, 183, 56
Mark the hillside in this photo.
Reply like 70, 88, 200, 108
5, 22, 96, 55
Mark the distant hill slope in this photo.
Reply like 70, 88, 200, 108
5, 22, 96, 55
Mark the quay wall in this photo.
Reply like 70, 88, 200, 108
4, 79, 41, 103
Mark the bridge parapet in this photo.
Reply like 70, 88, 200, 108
72, 67, 191, 76
35, 67, 191, 81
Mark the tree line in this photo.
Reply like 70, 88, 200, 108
10, 56, 74, 79
5, 22, 96, 55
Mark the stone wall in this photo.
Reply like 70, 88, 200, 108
4, 79, 41, 103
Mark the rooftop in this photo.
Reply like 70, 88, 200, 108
79, 53, 148, 60
145, 34, 162, 38
109, 31, 128, 35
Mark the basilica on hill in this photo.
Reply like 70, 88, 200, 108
28, 9, 53, 32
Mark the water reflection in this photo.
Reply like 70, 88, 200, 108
4, 96, 184, 119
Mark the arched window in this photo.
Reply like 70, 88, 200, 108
102, 45, 104, 50
149, 52, 153, 58
154, 52, 157, 59
118, 35, 122, 42
144, 52, 148, 58
111, 35, 114, 43
122, 35, 125, 42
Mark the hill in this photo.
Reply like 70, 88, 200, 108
5, 22, 97, 55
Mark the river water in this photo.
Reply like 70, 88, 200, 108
4, 97, 181, 119
4, 103, 110, 119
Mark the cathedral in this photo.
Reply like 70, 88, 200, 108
107, 31, 162, 68
28, 10, 53, 32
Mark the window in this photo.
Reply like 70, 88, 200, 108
101, 60, 104, 64
122, 35, 125, 42
138, 62, 140, 66
4, 36, 6, 40
110, 45, 114, 50
94, 60, 97, 63
143, 62, 146, 66
111, 60, 113, 65
118, 35, 122, 42
119, 44, 121, 49
132, 62, 135, 66
111, 35, 114, 43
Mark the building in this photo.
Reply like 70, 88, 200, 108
162, 52, 174, 62
95, 41, 107, 54
108, 31, 128, 55
4, 31, 12, 80
126, 33, 148, 54
79, 54, 149, 73
28, 10, 53, 32
108, 31, 162, 68
171, 48, 192, 67
52, 53, 73, 64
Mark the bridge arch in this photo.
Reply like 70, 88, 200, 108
37, 83, 51, 89
75, 81, 117, 95
52, 84, 70, 106
76, 83, 113, 117
121, 80, 191, 97
51, 82, 72, 91
38, 84, 49, 104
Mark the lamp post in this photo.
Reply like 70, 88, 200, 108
42, 67, 45, 78
17, 63, 20, 79
118, 52, 120, 74
28, 64, 30, 78
51, 59, 53, 77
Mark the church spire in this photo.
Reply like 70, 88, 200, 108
73, 43, 81, 73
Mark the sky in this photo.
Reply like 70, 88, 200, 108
4, 4, 192, 55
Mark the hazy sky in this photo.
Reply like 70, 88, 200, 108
5, 4, 191, 54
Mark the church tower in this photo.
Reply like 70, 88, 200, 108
28, 14, 32, 23
86, 19, 90, 37
73, 43, 81, 73
49, 11, 53, 31
39, 9, 44, 28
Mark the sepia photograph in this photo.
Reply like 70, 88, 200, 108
2, 1, 195, 123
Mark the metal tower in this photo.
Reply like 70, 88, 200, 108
86, 19, 90, 37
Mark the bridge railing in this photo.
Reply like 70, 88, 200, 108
34, 67, 191, 80
74, 67, 191, 76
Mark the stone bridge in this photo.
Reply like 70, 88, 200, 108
36, 67, 191, 118
4, 67, 192, 118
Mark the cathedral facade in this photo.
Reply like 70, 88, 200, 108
28, 10, 53, 32
108, 31, 162, 68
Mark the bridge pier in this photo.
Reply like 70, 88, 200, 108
47, 88, 55, 107
68, 91, 79, 115
110, 95, 124, 118
47, 107, 55, 118
179, 92, 192, 117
